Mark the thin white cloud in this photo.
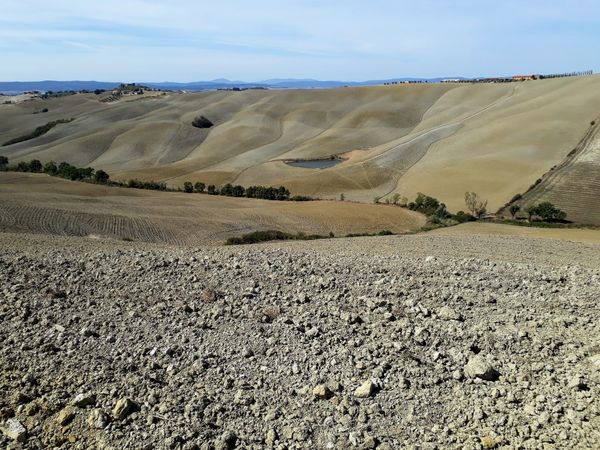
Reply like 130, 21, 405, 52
1, 0, 598, 80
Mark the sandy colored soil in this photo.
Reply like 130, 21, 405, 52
0, 172, 425, 245
1, 230, 600, 448
427, 221, 600, 245
2, 76, 600, 216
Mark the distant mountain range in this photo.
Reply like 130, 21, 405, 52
0, 77, 468, 94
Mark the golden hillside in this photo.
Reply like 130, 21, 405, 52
2, 75, 599, 216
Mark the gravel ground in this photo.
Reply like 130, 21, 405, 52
1, 232, 599, 449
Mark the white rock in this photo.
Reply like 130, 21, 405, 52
438, 306, 463, 321
87, 409, 110, 429
313, 384, 332, 399
72, 392, 96, 408
354, 380, 377, 398
265, 428, 277, 446
567, 374, 586, 390
112, 398, 137, 420
464, 355, 498, 381
588, 354, 600, 370
1, 418, 27, 442
57, 407, 76, 425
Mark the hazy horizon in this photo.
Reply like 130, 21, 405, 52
2, 0, 599, 82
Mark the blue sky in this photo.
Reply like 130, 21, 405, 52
1, 0, 599, 81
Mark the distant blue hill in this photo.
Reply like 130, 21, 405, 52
0, 77, 468, 95
0, 80, 122, 95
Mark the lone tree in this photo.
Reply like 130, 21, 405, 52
392, 193, 401, 205
183, 181, 194, 193
0, 155, 8, 170
194, 182, 206, 193
94, 169, 110, 183
340, 193, 345, 201
509, 204, 521, 219
464, 192, 488, 218
207, 184, 217, 195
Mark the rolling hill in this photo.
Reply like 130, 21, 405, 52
1, 75, 599, 222
0, 172, 425, 245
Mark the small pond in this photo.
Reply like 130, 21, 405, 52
285, 159, 342, 169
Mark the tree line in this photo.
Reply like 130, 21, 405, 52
0, 156, 308, 201
1, 119, 74, 147
404, 192, 478, 225
507, 202, 567, 222
1, 156, 568, 222
402, 191, 567, 226
182, 181, 293, 200
0, 157, 109, 183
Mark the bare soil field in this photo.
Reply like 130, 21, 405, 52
1, 230, 599, 449
428, 222, 600, 245
0, 172, 424, 245
2, 75, 599, 213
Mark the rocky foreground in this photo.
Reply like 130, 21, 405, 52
1, 232, 599, 449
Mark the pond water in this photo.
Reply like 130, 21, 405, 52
285, 159, 342, 169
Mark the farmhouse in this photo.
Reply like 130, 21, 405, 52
512, 75, 539, 81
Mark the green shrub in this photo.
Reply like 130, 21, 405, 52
289, 195, 314, 201
226, 230, 294, 245
127, 179, 167, 190
452, 211, 476, 223
408, 193, 442, 216
224, 229, 395, 245
192, 116, 214, 129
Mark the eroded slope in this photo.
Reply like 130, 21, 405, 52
2, 76, 599, 212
